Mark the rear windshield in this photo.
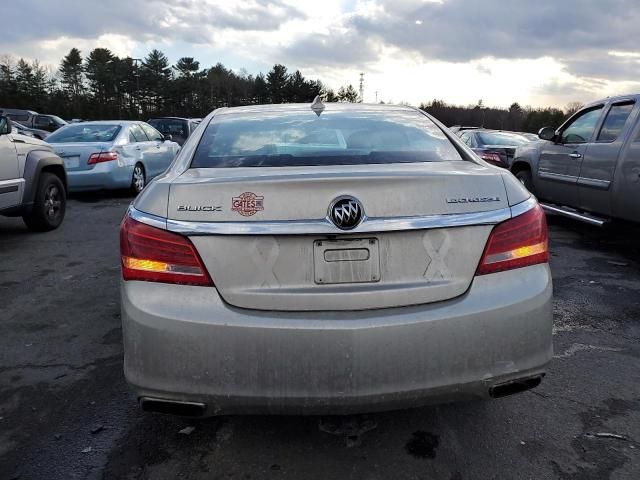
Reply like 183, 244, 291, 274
191, 109, 463, 168
46, 124, 121, 143
477, 132, 529, 146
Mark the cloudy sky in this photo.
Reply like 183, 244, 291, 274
3, 0, 640, 108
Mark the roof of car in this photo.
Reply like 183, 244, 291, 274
148, 117, 192, 121
214, 102, 417, 116
583, 93, 640, 109
67, 120, 141, 126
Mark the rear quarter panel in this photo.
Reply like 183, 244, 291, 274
612, 118, 640, 222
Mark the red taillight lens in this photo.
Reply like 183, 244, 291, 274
88, 151, 118, 165
120, 216, 213, 286
480, 152, 503, 166
476, 204, 548, 275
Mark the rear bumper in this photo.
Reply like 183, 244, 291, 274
121, 264, 553, 415
67, 162, 133, 192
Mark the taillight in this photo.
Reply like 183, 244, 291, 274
476, 204, 548, 275
88, 151, 118, 165
479, 152, 503, 166
120, 216, 213, 286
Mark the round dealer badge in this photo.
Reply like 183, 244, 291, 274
231, 192, 264, 217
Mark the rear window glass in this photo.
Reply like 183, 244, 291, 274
6, 113, 30, 122
149, 119, 188, 138
597, 102, 634, 142
191, 109, 462, 168
477, 132, 529, 146
46, 124, 121, 143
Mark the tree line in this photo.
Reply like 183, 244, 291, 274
419, 99, 582, 134
0, 48, 360, 120
1, 48, 580, 132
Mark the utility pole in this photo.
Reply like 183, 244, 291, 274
359, 73, 364, 103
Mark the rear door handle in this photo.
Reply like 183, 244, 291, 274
569, 152, 582, 159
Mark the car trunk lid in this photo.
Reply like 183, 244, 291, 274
50, 142, 111, 171
168, 162, 508, 311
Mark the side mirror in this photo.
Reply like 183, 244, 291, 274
162, 133, 173, 142
538, 127, 556, 142
0, 115, 9, 135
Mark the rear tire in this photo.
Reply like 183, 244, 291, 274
515, 169, 535, 194
131, 163, 146, 195
23, 172, 66, 231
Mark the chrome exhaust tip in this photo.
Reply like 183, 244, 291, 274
140, 397, 207, 417
489, 375, 543, 398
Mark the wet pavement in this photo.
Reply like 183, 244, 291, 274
1, 196, 639, 479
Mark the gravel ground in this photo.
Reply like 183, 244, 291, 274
1, 194, 639, 480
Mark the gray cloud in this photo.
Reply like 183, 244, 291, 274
347, 0, 640, 63
4, 0, 640, 98
563, 53, 640, 81
281, 31, 381, 68
2, 0, 304, 45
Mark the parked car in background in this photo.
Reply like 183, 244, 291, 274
0, 108, 38, 123
120, 101, 552, 417
10, 120, 49, 140
0, 115, 67, 231
517, 132, 539, 141
147, 117, 200, 146
0, 108, 67, 132
459, 129, 530, 168
511, 94, 640, 225
46, 121, 180, 193
449, 125, 479, 134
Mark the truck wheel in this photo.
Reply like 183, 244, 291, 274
515, 169, 535, 194
131, 163, 146, 195
23, 172, 66, 231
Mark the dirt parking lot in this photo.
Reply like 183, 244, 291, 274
1, 195, 639, 480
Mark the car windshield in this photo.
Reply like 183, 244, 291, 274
477, 132, 530, 146
191, 109, 463, 168
49, 115, 68, 125
46, 124, 121, 143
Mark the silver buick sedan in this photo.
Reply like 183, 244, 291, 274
120, 100, 552, 417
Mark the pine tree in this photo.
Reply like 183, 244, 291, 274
15, 59, 35, 105
266, 64, 288, 103
337, 84, 358, 103
60, 48, 84, 98
174, 57, 200, 77
141, 49, 172, 114
85, 48, 117, 107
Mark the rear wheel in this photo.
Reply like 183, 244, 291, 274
131, 163, 146, 194
23, 172, 66, 231
515, 169, 535, 194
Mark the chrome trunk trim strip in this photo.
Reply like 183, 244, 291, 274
128, 197, 536, 235
128, 206, 167, 229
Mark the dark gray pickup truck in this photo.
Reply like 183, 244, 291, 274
511, 94, 640, 225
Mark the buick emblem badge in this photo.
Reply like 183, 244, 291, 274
329, 196, 364, 230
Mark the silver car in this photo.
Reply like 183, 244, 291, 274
46, 121, 180, 193
120, 101, 553, 417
